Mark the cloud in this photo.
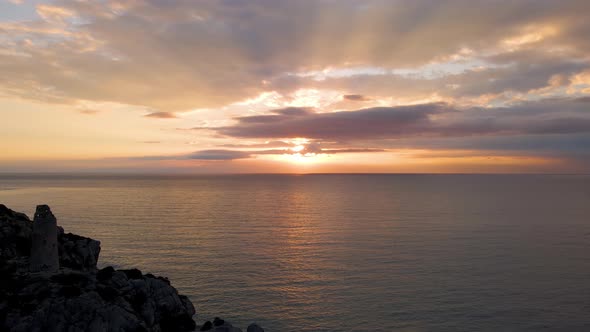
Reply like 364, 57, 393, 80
125, 143, 385, 162
301, 147, 385, 154
343, 94, 371, 101
1, 0, 590, 111
144, 111, 177, 119
272, 54, 589, 107
218, 104, 449, 139
186, 150, 251, 160
125, 149, 252, 161
78, 109, 100, 115
211, 98, 590, 141
252, 145, 386, 156
271, 107, 314, 116
219, 140, 294, 149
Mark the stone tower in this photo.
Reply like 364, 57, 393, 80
29, 205, 60, 273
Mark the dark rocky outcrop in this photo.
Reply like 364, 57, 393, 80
58, 232, 101, 270
198, 319, 246, 332
0, 204, 33, 262
0, 204, 265, 332
3, 269, 197, 331
213, 317, 225, 326
0, 204, 98, 274
0, 204, 264, 332
247, 323, 265, 332
0, 204, 196, 332
200, 321, 213, 331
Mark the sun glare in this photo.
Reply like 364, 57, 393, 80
291, 145, 305, 152
270, 150, 323, 165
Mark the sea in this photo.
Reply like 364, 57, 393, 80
1, 174, 589, 331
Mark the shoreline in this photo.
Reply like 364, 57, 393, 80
0, 204, 264, 332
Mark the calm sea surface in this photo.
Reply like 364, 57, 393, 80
1, 174, 590, 331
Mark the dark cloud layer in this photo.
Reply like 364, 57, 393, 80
220, 104, 451, 139
343, 94, 371, 101
271, 107, 314, 116
130, 145, 385, 161
218, 141, 295, 149
187, 150, 251, 160
214, 99, 590, 141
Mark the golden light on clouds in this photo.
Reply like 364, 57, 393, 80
502, 25, 559, 49
291, 145, 305, 153
1, 1, 589, 173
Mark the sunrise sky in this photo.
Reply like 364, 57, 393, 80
1, 0, 590, 173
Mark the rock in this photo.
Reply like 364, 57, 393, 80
96, 284, 119, 302
179, 294, 195, 314
29, 205, 59, 273
1, 204, 263, 332
199, 318, 251, 332
247, 323, 265, 332
161, 312, 196, 332
0, 204, 32, 262
1, 205, 198, 332
96, 266, 115, 282
121, 268, 143, 280
201, 320, 213, 331
58, 232, 101, 270
214, 324, 243, 332
1, 266, 198, 331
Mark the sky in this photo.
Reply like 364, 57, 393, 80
1, 0, 590, 173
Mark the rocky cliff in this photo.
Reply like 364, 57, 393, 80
0, 204, 264, 332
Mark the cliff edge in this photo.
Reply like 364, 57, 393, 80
0, 204, 264, 332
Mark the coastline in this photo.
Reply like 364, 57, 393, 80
0, 204, 264, 332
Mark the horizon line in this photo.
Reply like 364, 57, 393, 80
1, 172, 588, 176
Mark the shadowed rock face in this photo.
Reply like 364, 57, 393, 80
198, 318, 263, 332
247, 323, 265, 332
0, 205, 196, 332
0, 204, 265, 332
0, 205, 102, 273
0, 204, 32, 262
58, 232, 101, 270
3, 268, 197, 332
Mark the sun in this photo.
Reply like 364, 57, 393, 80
271, 138, 326, 164
291, 145, 305, 152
